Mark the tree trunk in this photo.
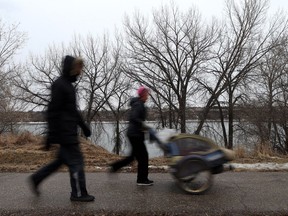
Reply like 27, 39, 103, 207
228, 92, 234, 149
195, 96, 215, 134
169, 103, 173, 129
114, 120, 121, 155
266, 91, 273, 142
216, 100, 228, 148
179, 97, 186, 133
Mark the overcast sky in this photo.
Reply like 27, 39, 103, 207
1, 0, 288, 61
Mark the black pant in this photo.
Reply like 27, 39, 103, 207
111, 135, 149, 181
32, 144, 88, 197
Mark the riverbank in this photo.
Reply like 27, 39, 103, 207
0, 132, 288, 172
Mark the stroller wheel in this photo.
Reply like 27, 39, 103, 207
176, 159, 213, 195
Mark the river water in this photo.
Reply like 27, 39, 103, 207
15, 121, 256, 158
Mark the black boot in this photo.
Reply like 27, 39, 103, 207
137, 179, 154, 186
70, 194, 95, 202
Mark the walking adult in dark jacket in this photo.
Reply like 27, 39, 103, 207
29, 55, 95, 202
110, 86, 153, 186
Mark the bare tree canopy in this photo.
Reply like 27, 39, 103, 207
0, 19, 26, 133
70, 34, 125, 124
7, 0, 288, 155
13, 44, 67, 110
122, 3, 218, 132
194, 0, 288, 149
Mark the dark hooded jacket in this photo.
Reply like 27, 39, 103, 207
127, 97, 147, 137
46, 55, 88, 145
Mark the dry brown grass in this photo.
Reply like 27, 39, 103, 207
232, 143, 288, 164
252, 143, 276, 157
1, 133, 288, 172
0, 132, 122, 172
234, 146, 246, 159
0, 132, 170, 173
0, 132, 43, 148
150, 157, 169, 166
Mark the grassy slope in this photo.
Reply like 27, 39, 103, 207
0, 132, 288, 172
0, 132, 169, 172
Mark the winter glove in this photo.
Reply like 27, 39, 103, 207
82, 124, 91, 137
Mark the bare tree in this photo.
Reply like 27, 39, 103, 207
245, 35, 288, 153
256, 37, 287, 143
71, 34, 124, 126
104, 74, 131, 154
0, 20, 26, 69
0, 20, 26, 132
0, 69, 21, 133
149, 85, 179, 129
13, 44, 67, 110
122, 3, 217, 132
274, 79, 288, 152
195, 0, 288, 149
14, 32, 125, 146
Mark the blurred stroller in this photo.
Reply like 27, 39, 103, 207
149, 129, 235, 194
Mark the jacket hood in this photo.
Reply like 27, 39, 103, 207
62, 55, 75, 77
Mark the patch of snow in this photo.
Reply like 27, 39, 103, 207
231, 163, 288, 171
102, 163, 288, 172
148, 165, 169, 170
150, 163, 288, 171
95, 166, 103, 170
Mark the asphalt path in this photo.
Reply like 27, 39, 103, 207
0, 172, 288, 215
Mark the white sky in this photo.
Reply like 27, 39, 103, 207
1, 0, 288, 61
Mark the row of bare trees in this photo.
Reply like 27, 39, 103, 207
0, 19, 26, 133
195, 0, 288, 149
240, 36, 288, 153
2, 0, 288, 153
12, 35, 131, 154
121, 0, 288, 152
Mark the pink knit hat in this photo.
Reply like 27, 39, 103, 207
137, 86, 149, 97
